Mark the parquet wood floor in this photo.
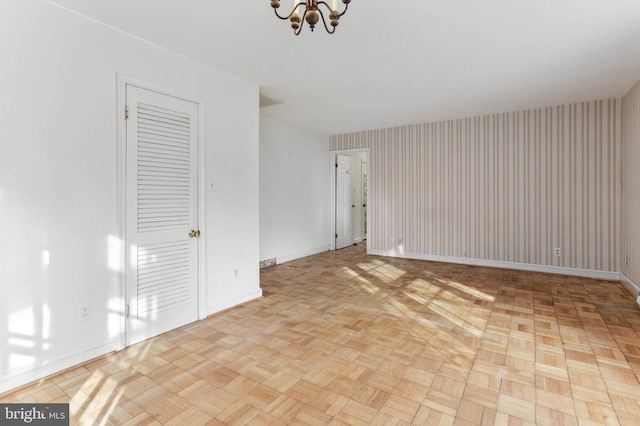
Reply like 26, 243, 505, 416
3, 244, 640, 425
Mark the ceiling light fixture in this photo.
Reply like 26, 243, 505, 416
270, 0, 352, 35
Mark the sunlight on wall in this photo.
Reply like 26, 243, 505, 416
390, 243, 405, 255
131, 245, 162, 319
8, 307, 36, 370
7, 302, 52, 373
41, 304, 50, 350
107, 235, 122, 272
41, 250, 50, 266
107, 236, 125, 339
149, 298, 158, 320
7, 338, 34, 349
9, 307, 34, 345
129, 244, 137, 270
107, 298, 122, 338
7, 353, 34, 373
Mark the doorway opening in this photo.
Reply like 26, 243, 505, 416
330, 149, 369, 252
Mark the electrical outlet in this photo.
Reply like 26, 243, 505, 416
233, 268, 239, 278
554, 247, 561, 257
79, 305, 91, 321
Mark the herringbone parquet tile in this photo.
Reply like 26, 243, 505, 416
2, 244, 640, 425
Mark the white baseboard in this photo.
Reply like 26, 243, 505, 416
277, 245, 330, 265
368, 249, 621, 281
620, 273, 640, 298
0, 339, 118, 395
205, 289, 263, 316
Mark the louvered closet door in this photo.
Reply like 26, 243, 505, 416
125, 85, 198, 346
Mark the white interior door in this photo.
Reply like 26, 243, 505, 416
125, 85, 199, 346
335, 154, 354, 249
361, 160, 367, 240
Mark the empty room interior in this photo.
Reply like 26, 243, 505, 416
2, 0, 640, 424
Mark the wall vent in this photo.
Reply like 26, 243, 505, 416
260, 258, 277, 269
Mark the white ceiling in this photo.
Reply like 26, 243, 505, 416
48, 0, 640, 135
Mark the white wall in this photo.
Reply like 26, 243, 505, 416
259, 116, 330, 264
0, 0, 260, 392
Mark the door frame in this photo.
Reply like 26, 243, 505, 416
116, 74, 207, 350
335, 154, 354, 250
329, 148, 370, 252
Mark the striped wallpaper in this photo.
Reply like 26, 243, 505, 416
331, 100, 621, 272
621, 82, 640, 287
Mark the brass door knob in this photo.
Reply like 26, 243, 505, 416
189, 230, 200, 238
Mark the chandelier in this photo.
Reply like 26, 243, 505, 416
270, 0, 352, 35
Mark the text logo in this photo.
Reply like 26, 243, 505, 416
0, 404, 69, 425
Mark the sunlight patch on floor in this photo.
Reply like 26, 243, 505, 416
356, 259, 386, 271
71, 370, 105, 415
365, 263, 406, 283
406, 278, 471, 306
444, 279, 495, 301
342, 267, 380, 294
402, 289, 430, 305
426, 301, 484, 337
72, 368, 126, 425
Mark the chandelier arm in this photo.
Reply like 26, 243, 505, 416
317, 9, 336, 34
294, 8, 307, 35
317, 0, 349, 17
273, 2, 305, 20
